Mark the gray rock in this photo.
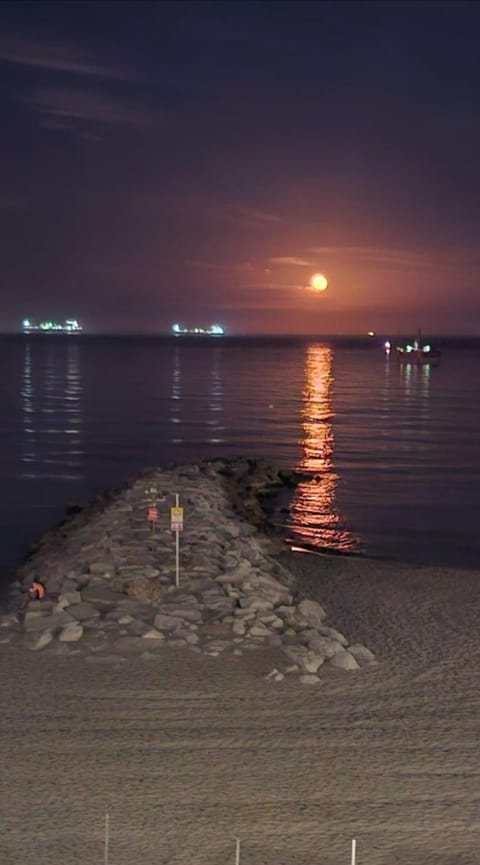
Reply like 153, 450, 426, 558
249, 623, 270, 637
318, 626, 349, 646
348, 643, 376, 665
329, 649, 360, 671
59, 623, 84, 642
232, 620, 246, 636
82, 586, 125, 606
297, 599, 327, 628
24, 611, 73, 633
159, 607, 202, 623
141, 628, 164, 640
89, 561, 116, 576
301, 651, 325, 673
283, 644, 308, 666
299, 674, 321, 685
58, 591, 82, 607
126, 619, 151, 636
307, 635, 344, 659
24, 599, 54, 612
239, 596, 274, 612
265, 667, 281, 680
106, 601, 153, 621
153, 613, 183, 631
30, 630, 53, 650
60, 578, 80, 593
67, 602, 101, 621
113, 636, 163, 654
0, 613, 19, 629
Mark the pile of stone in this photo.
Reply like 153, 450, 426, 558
1, 459, 376, 684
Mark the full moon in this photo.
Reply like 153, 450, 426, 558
310, 273, 328, 292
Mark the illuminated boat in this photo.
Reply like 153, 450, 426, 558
22, 318, 83, 334
171, 323, 224, 336
395, 330, 440, 364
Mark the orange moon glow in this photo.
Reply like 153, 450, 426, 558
310, 273, 328, 292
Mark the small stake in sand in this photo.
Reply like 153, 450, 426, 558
170, 493, 184, 588
235, 837, 241, 865
104, 813, 110, 865
351, 838, 356, 865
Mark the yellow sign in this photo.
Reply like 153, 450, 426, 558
170, 506, 184, 531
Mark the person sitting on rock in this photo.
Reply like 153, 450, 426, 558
28, 580, 46, 601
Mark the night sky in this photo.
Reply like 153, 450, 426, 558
1, 0, 480, 335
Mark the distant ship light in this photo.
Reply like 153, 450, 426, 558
171, 322, 225, 336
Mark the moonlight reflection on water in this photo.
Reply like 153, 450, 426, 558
289, 344, 358, 553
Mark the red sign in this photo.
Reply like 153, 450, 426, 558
147, 507, 158, 522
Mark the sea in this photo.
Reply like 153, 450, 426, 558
1, 333, 479, 594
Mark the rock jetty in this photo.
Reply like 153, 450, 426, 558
1, 459, 376, 683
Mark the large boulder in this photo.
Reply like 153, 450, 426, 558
67, 602, 101, 622
153, 613, 183, 632
329, 649, 360, 671
307, 634, 344, 659
58, 591, 82, 607
82, 586, 126, 607
59, 623, 84, 642
297, 599, 327, 629
24, 611, 73, 633
348, 644, 376, 666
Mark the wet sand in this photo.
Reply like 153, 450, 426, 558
1, 552, 480, 865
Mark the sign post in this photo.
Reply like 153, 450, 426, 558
235, 837, 241, 865
351, 838, 356, 865
170, 495, 184, 588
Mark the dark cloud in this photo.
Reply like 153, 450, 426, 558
0, 36, 133, 78
30, 86, 154, 129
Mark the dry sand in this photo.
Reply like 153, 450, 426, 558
1, 552, 480, 865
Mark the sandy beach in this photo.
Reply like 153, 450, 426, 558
2, 548, 480, 865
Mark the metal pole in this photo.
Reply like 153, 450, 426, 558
104, 813, 110, 865
175, 493, 180, 588
351, 838, 356, 865
235, 837, 241, 865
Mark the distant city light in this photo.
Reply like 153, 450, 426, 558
368, 331, 375, 337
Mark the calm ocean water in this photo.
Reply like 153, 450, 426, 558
1, 334, 479, 591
